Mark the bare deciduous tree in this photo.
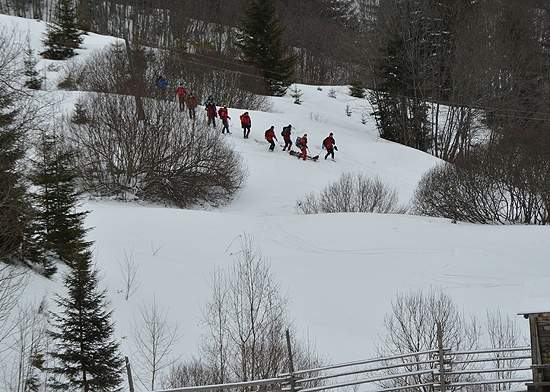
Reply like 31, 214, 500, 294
133, 299, 180, 391
118, 250, 141, 301
198, 235, 322, 386
379, 290, 479, 392
202, 268, 229, 384
485, 310, 526, 391
0, 266, 28, 352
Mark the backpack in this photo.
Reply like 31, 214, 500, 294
265, 130, 270, 139
295, 137, 302, 147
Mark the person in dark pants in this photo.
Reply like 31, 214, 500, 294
298, 133, 308, 160
322, 132, 338, 160
156, 75, 168, 97
218, 106, 231, 134
240, 112, 252, 138
175, 83, 187, 111
205, 97, 217, 128
281, 124, 292, 151
265, 126, 278, 151
186, 93, 198, 120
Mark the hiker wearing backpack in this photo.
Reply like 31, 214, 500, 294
296, 133, 308, 160
240, 112, 252, 138
281, 124, 292, 151
205, 97, 217, 128
218, 106, 231, 134
186, 93, 198, 120
322, 132, 338, 160
175, 83, 187, 111
265, 126, 278, 151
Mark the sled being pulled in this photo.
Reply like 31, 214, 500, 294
289, 150, 319, 162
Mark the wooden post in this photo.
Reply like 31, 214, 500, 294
286, 329, 296, 392
125, 356, 135, 392
436, 322, 447, 392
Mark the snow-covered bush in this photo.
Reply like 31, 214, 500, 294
68, 93, 246, 208
297, 173, 406, 214
414, 145, 550, 224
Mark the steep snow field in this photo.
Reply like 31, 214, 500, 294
3, 13, 550, 378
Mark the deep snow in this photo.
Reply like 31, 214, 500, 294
2, 13, 549, 389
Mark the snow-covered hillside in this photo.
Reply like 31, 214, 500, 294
3, 12, 550, 381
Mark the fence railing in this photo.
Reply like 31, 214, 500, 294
152, 327, 533, 392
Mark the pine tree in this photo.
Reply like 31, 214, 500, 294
42, 0, 82, 60
30, 132, 89, 270
368, 23, 431, 151
49, 256, 123, 391
24, 42, 43, 90
237, 0, 296, 96
290, 85, 303, 104
48, 207, 123, 391
349, 80, 366, 98
71, 101, 89, 124
0, 88, 29, 263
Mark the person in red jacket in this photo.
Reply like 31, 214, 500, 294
218, 106, 231, 134
240, 112, 252, 138
322, 132, 338, 160
265, 126, 278, 151
281, 124, 292, 151
297, 133, 308, 160
205, 97, 217, 128
175, 83, 187, 111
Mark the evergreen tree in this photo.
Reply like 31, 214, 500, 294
48, 225, 123, 391
71, 101, 89, 124
30, 132, 89, 270
290, 85, 303, 104
349, 80, 366, 98
24, 42, 43, 90
237, 0, 296, 96
42, 0, 82, 60
368, 2, 431, 152
0, 85, 29, 263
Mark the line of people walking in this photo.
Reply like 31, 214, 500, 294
161, 78, 339, 161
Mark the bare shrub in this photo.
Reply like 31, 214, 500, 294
77, 42, 133, 95
118, 250, 140, 301
162, 359, 215, 389
3, 300, 49, 392
75, 44, 269, 111
0, 265, 28, 351
297, 173, 406, 215
156, 50, 270, 110
56, 59, 85, 90
68, 93, 246, 208
413, 145, 550, 224
379, 290, 479, 392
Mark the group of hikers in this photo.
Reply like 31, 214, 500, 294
264, 125, 338, 161
158, 77, 339, 161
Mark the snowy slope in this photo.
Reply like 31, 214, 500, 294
3, 13, 550, 386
